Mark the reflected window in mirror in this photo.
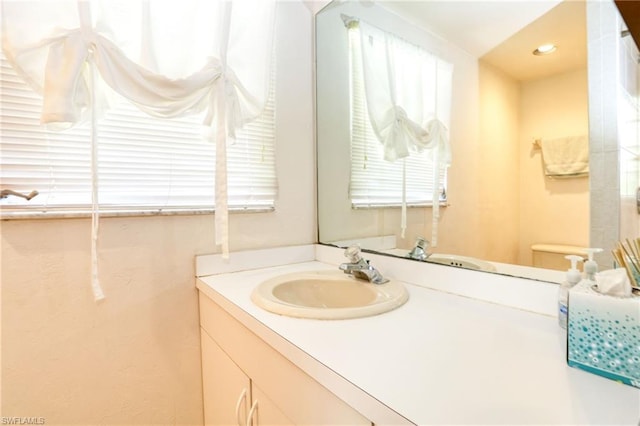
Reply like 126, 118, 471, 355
346, 20, 452, 210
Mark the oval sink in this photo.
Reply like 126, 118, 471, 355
381, 249, 496, 272
251, 270, 408, 319
427, 253, 497, 272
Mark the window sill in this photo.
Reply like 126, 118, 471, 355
351, 201, 449, 210
0, 206, 275, 220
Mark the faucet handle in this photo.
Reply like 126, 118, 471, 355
415, 237, 429, 250
344, 244, 363, 263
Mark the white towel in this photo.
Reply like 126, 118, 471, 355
540, 135, 589, 178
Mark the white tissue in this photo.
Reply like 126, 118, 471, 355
595, 268, 633, 297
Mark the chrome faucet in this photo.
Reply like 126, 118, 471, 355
407, 237, 431, 261
339, 245, 389, 284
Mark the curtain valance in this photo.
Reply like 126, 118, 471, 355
355, 19, 453, 164
3, 1, 275, 129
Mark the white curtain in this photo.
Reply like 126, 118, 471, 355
2, 0, 276, 300
354, 19, 453, 245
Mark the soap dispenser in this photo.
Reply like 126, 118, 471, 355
583, 248, 603, 281
558, 255, 583, 329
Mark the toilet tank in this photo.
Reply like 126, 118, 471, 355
531, 244, 587, 270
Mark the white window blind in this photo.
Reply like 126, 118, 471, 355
0, 52, 277, 216
348, 27, 447, 208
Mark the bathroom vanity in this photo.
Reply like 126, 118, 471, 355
199, 292, 374, 425
196, 245, 639, 425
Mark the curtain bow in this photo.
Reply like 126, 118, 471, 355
379, 106, 429, 162
423, 119, 451, 166
205, 66, 262, 140
378, 107, 451, 166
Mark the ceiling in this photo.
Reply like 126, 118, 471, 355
481, 0, 587, 81
379, 0, 587, 82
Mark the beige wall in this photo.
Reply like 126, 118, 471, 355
476, 65, 590, 267
478, 62, 520, 264
0, 2, 315, 424
2, 216, 210, 424
518, 68, 590, 266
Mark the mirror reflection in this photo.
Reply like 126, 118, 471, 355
317, 0, 593, 281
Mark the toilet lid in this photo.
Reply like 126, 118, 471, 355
531, 244, 588, 255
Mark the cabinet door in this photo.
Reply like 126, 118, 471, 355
200, 294, 371, 426
248, 384, 294, 426
201, 329, 251, 426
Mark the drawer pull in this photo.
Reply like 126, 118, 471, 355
246, 399, 258, 426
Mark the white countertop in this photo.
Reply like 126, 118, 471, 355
196, 248, 640, 425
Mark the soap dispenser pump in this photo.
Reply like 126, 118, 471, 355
583, 248, 603, 281
558, 255, 583, 330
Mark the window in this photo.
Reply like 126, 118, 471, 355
0, 52, 277, 217
348, 25, 448, 208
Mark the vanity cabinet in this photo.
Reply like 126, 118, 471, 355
201, 329, 293, 425
199, 292, 372, 426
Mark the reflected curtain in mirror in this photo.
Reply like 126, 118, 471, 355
346, 17, 453, 243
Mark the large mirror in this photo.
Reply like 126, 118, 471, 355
317, 0, 640, 282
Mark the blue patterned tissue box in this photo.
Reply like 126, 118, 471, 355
567, 281, 640, 388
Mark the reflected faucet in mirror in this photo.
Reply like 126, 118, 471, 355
339, 245, 389, 284
407, 237, 431, 261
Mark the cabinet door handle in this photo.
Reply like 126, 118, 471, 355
246, 399, 258, 426
235, 388, 248, 426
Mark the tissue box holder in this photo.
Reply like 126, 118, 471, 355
567, 281, 640, 388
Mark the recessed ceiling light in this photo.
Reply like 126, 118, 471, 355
533, 43, 557, 56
